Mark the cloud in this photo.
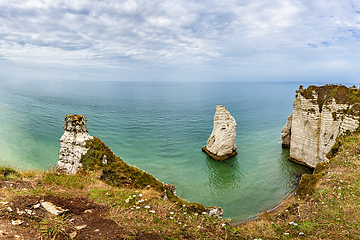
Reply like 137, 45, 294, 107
0, 0, 359, 82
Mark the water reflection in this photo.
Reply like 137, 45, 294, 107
277, 147, 313, 194
204, 154, 243, 195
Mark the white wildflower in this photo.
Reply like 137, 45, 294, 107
299, 232, 304, 235
284, 233, 289, 235
139, 194, 143, 197
144, 205, 150, 209
149, 210, 155, 213
170, 212, 174, 215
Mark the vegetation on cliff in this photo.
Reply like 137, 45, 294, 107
301, 85, 360, 113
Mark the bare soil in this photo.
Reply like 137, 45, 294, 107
0, 179, 164, 239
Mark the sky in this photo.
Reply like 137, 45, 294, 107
0, 0, 360, 82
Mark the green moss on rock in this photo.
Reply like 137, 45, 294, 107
81, 137, 164, 192
301, 85, 360, 113
0, 166, 21, 179
80, 137, 208, 212
295, 161, 328, 198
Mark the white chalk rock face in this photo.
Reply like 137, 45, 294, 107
282, 85, 360, 168
203, 105, 237, 161
57, 114, 93, 174
281, 113, 292, 148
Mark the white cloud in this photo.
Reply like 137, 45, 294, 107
0, 0, 359, 82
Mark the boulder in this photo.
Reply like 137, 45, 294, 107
202, 105, 237, 161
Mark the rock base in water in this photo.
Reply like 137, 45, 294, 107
202, 147, 237, 161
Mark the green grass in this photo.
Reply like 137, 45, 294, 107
40, 172, 95, 190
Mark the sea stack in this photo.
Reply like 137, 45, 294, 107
202, 105, 237, 161
57, 114, 93, 174
282, 85, 360, 168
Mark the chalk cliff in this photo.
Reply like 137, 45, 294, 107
203, 105, 237, 161
58, 114, 93, 174
282, 85, 360, 168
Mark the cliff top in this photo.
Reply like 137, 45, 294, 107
63, 114, 88, 132
300, 84, 360, 109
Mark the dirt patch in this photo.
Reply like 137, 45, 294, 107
6, 195, 125, 239
136, 233, 164, 240
0, 217, 38, 239
0, 179, 35, 190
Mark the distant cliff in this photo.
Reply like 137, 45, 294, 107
282, 85, 360, 168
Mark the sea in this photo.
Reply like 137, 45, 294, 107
0, 80, 315, 222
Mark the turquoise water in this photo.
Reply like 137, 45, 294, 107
0, 81, 312, 222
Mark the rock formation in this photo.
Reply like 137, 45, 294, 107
57, 114, 93, 174
202, 105, 237, 161
282, 85, 360, 168
57, 114, 223, 216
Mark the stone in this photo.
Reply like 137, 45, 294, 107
206, 206, 224, 218
163, 183, 177, 201
282, 85, 360, 168
11, 220, 23, 225
74, 225, 87, 230
202, 105, 237, 161
40, 201, 68, 215
69, 231, 77, 239
57, 114, 93, 174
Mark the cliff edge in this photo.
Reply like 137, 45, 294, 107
282, 84, 360, 168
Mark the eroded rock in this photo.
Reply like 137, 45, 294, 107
57, 114, 93, 174
282, 85, 360, 168
203, 105, 237, 161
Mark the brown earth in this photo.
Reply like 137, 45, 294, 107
0, 179, 164, 240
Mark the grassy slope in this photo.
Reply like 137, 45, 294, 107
1, 131, 360, 239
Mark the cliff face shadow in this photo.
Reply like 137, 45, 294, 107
204, 155, 242, 194
278, 147, 313, 191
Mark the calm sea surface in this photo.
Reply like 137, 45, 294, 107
0, 81, 313, 222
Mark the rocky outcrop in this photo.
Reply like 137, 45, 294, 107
57, 114, 93, 174
57, 114, 224, 216
282, 85, 360, 168
281, 113, 292, 148
202, 105, 237, 161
